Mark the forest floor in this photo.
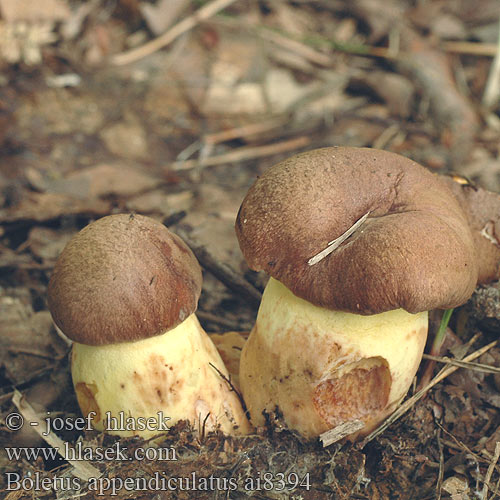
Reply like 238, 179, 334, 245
1, 0, 500, 498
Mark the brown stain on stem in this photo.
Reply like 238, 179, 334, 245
313, 361, 391, 427
75, 382, 101, 424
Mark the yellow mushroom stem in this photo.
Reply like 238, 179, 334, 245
72, 314, 251, 438
240, 278, 428, 438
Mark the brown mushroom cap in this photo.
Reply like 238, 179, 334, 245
236, 147, 478, 315
440, 176, 500, 285
48, 214, 202, 345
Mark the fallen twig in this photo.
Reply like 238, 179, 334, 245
436, 425, 445, 500
203, 117, 289, 146
422, 353, 500, 374
482, 15, 500, 109
175, 227, 262, 307
170, 136, 310, 171
112, 0, 239, 66
397, 29, 479, 164
209, 362, 248, 419
443, 41, 500, 57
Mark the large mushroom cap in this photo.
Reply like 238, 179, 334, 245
236, 147, 478, 314
48, 214, 202, 345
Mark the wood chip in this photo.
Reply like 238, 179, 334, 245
12, 390, 101, 481
319, 420, 365, 447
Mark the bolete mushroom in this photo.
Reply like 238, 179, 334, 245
48, 214, 250, 438
235, 147, 479, 438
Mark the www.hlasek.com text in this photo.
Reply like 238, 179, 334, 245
5, 440, 177, 462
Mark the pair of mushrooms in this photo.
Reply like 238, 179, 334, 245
48, 147, 500, 440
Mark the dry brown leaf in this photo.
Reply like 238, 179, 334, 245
203, 33, 266, 115
0, 290, 64, 382
24, 226, 74, 261
126, 189, 194, 216
0, 0, 70, 23
0, 245, 36, 269
442, 477, 470, 500
100, 121, 149, 160
358, 71, 414, 118
140, 0, 189, 36
62, 164, 161, 199
0, 191, 110, 223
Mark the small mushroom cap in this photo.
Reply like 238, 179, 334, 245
236, 147, 478, 314
440, 175, 500, 285
48, 214, 202, 345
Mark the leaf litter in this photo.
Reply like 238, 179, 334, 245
1, 0, 500, 498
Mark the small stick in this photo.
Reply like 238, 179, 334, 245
422, 354, 500, 374
436, 426, 445, 500
442, 41, 499, 57
112, 0, 238, 66
203, 117, 289, 145
175, 228, 262, 306
482, 442, 500, 500
0, 364, 58, 405
199, 411, 212, 443
170, 136, 310, 171
360, 340, 498, 446
209, 363, 248, 418
438, 425, 483, 464
372, 124, 401, 150
308, 211, 370, 266
319, 420, 364, 447
12, 390, 101, 481
482, 15, 500, 109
